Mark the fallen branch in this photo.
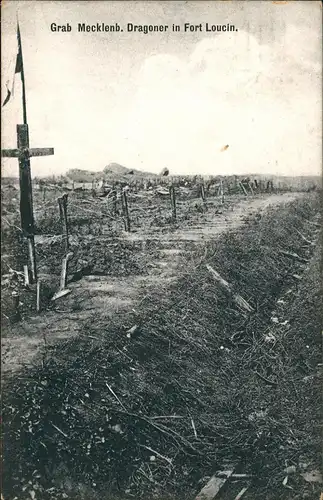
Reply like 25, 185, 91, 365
139, 444, 173, 466
295, 229, 314, 246
206, 264, 254, 314
279, 250, 308, 264
191, 418, 198, 438
51, 423, 68, 438
217, 473, 253, 479
254, 370, 278, 386
105, 382, 127, 411
307, 219, 320, 228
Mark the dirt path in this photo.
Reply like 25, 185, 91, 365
1, 192, 302, 377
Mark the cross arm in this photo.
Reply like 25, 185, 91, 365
2, 149, 20, 158
29, 148, 54, 157
1, 147, 54, 158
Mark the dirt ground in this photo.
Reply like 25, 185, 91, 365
1, 190, 321, 500
1, 192, 301, 378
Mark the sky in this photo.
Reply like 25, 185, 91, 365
1, 0, 322, 178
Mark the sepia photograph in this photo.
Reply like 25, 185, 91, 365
1, 1, 322, 499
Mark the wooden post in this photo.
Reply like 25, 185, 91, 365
239, 182, 248, 196
121, 188, 131, 232
220, 179, 224, 204
58, 194, 69, 253
51, 252, 73, 301
36, 280, 41, 313
248, 182, 254, 196
72, 180, 75, 191
23, 265, 30, 287
200, 184, 206, 202
26, 237, 37, 283
233, 176, 238, 193
43, 186, 46, 202
17, 125, 38, 282
12, 291, 21, 322
169, 185, 177, 220
2, 125, 54, 283
60, 252, 73, 289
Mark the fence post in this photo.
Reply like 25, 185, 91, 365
200, 183, 208, 211
239, 182, 248, 196
36, 280, 41, 313
60, 252, 73, 289
200, 184, 206, 202
169, 185, 177, 220
12, 291, 21, 322
220, 179, 224, 204
121, 188, 131, 232
58, 193, 69, 253
23, 265, 30, 287
27, 238, 37, 284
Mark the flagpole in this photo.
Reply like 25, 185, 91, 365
17, 20, 27, 125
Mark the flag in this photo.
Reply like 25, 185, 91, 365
2, 22, 23, 107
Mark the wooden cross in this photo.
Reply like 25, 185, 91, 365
2, 123, 54, 281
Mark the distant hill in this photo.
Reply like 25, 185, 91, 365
66, 169, 100, 182
64, 163, 156, 183
103, 163, 156, 180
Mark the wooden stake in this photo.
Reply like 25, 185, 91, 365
239, 182, 248, 196
200, 184, 206, 202
169, 185, 177, 220
248, 182, 254, 196
220, 180, 224, 204
23, 265, 30, 287
36, 280, 41, 313
12, 291, 21, 321
27, 236, 37, 283
52, 252, 73, 301
58, 194, 69, 253
121, 188, 131, 231
60, 252, 74, 289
